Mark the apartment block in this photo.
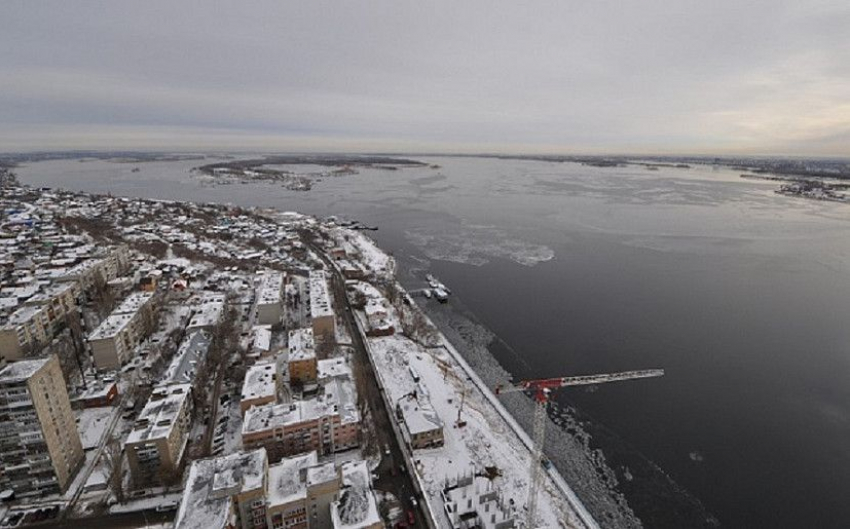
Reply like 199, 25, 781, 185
287, 328, 317, 385
0, 281, 81, 362
173, 449, 269, 529
240, 361, 278, 416
125, 383, 193, 486
256, 272, 285, 326
58, 245, 130, 293
175, 449, 382, 529
0, 355, 84, 497
308, 270, 335, 343
242, 378, 360, 463
87, 291, 155, 370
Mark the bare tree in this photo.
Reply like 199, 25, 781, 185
102, 435, 126, 504
90, 272, 116, 318
350, 290, 367, 310
401, 307, 439, 347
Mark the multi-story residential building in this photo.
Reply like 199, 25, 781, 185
0, 281, 81, 362
161, 330, 211, 386
175, 449, 380, 529
125, 383, 193, 486
267, 452, 340, 529
0, 305, 50, 363
331, 461, 384, 529
173, 449, 269, 529
241, 361, 278, 416
186, 292, 226, 332
242, 378, 360, 463
256, 272, 285, 326
0, 355, 84, 497
57, 245, 130, 293
308, 270, 335, 343
87, 291, 154, 370
287, 328, 317, 385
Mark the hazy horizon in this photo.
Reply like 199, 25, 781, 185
2, 1, 849, 155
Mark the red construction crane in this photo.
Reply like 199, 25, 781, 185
496, 369, 664, 527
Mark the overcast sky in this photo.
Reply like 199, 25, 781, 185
1, 1, 848, 155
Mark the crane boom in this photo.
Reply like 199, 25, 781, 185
497, 369, 664, 399
495, 367, 664, 527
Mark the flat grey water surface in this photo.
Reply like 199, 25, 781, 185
15, 156, 850, 528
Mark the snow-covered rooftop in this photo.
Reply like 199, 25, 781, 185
266, 451, 318, 508
242, 376, 359, 435
88, 312, 134, 340
397, 387, 444, 436
126, 383, 191, 445
0, 357, 48, 383
257, 272, 284, 306
317, 357, 352, 382
174, 449, 268, 529
241, 362, 277, 402
288, 328, 316, 362
331, 460, 382, 529
113, 291, 153, 315
252, 325, 272, 352
306, 462, 337, 488
162, 330, 211, 385
0, 304, 44, 329
187, 293, 225, 330
309, 270, 333, 319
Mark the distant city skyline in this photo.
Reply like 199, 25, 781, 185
1, 1, 848, 155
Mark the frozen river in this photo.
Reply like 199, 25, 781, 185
15, 155, 850, 528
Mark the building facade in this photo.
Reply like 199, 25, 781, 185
256, 272, 285, 326
287, 328, 317, 385
88, 291, 155, 370
308, 271, 335, 344
175, 449, 381, 529
125, 383, 193, 486
0, 281, 81, 363
0, 355, 84, 497
242, 394, 359, 464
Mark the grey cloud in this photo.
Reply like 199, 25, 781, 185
1, 0, 848, 154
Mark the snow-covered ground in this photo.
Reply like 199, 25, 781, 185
330, 227, 395, 281
76, 406, 117, 450
109, 491, 182, 514
366, 334, 582, 528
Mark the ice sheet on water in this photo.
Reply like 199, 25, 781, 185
405, 224, 554, 267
